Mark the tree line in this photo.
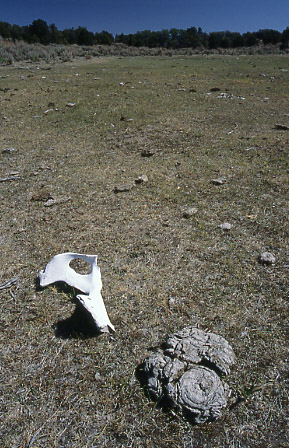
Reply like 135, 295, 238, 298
0, 19, 288, 50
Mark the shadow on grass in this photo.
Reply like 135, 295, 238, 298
54, 303, 102, 339
35, 277, 102, 339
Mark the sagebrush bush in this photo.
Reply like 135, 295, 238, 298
0, 39, 286, 65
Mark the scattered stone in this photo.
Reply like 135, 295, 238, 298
211, 177, 226, 185
120, 116, 134, 122
43, 108, 56, 115
142, 327, 235, 424
218, 222, 232, 231
259, 252, 276, 265
141, 149, 155, 157
135, 174, 148, 184
183, 207, 198, 218
66, 102, 76, 108
44, 197, 72, 207
113, 184, 134, 193
0, 176, 22, 182
2, 147, 17, 154
31, 190, 54, 202
217, 93, 232, 99
210, 87, 221, 92
274, 124, 289, 130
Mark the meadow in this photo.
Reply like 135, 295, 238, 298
0, 54, 288, 447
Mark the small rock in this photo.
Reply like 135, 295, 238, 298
44, 199, 57, 207
141, 149, 155, 157
211, 177, 226, 185
113, 184, 134, 193
135, 174, 148, 184
44, 197, 71, 207
274, 124, 289, 130
120, 116, 133, 122
31, 190, 54, 202
218, 222, 232, 231
183, 207, 198, 218
259, 252, 275, 265
43, 109, 55, 115
210, 87, 221, 92
168, 297, 176, 307
66, 102, 76, 108
2, 147, 17, 154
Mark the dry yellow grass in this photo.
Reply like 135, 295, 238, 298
0, 54, 288, 447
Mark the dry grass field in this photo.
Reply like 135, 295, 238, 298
0, 54, 288, 447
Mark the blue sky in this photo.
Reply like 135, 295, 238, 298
1, 0, 288, 35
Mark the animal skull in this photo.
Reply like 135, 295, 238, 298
39, 253, 115, 332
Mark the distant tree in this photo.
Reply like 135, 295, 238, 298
243, 32, 258, 46
62, 28, 78, 45
208, 32, 224, 49
0, 21, 11, 39
169, 28, 179, 48
132, 30, 149, 47
158, 29, 170, 47
197, 27, 209, 48
28, 19, 50, 44
95, 30, 114, 45
256, 29, 281, 45
115, 33, 125, 44
230, 32, 245, 47
49, 23, 62, 44
11, 24, 23, 41
126, 33, 137, 46
0, 18, 287, 51
76, 27, 95, 45
280, 27, 289, 49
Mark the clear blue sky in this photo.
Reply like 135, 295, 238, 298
1, 0, 288, 35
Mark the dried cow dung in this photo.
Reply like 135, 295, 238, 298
142, 327, 235, 424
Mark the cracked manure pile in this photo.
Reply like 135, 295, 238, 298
0, 55, 288, 447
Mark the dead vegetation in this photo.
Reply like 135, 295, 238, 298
0, 37, 287, 66
0, 54, 288, 447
